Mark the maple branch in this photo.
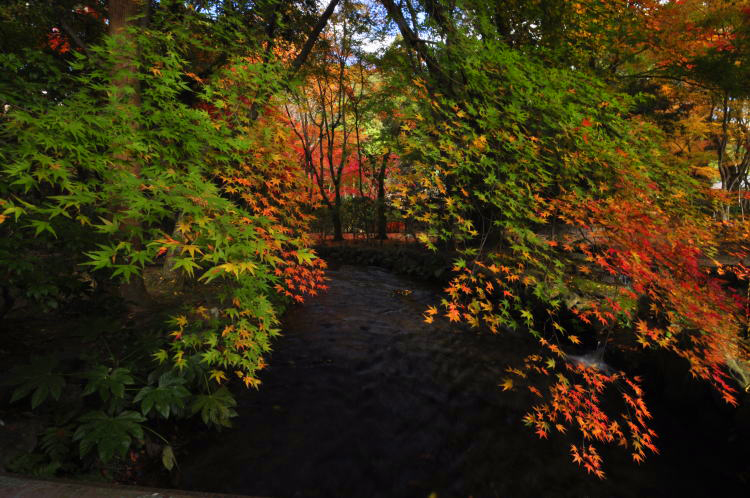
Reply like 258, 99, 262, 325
619, 72, 716, 92
379, 0, 447, 81
249, 0, 339, 120
404, 0, 421, 33
290, 0, 341, 74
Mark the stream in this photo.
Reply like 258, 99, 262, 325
177, 264, 750, 497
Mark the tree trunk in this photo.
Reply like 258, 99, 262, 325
332, 186, 343, 241
109, 0, 151, 307
332, 205, 343, 241
376, 153, 388, 241
109, 1, 140, 98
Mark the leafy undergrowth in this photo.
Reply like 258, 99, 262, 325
0, 269, 225, 482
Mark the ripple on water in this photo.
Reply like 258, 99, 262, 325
178, 265, 748, 498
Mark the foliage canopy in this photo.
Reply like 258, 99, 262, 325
3, 0, 750, 482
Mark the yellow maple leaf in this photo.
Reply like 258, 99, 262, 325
499, 378, 514, 391
209, 369, 228, 383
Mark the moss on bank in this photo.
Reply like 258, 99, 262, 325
314, 242, 454, 284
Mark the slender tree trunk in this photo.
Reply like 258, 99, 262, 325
332, 211, 343, 241
332, 188, 343, 241
109, 0, 151, 307
376, 153, 388, 240
109, 0, 140, 102
718, 93, 731, 193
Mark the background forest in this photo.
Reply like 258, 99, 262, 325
2, 0, 750, 493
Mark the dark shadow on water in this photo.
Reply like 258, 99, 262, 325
177, 265, 750, 498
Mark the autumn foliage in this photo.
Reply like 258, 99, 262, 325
391, 6, 750, 474
4, 0, 750, 482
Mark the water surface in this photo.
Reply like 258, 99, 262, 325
178, 265, 749, 497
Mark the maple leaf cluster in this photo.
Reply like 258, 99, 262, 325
147, 62, 329, 390
47, 28, 71, 54
204, 75, 329, 304
546, 170, 750, 407
517, 341, 658, 479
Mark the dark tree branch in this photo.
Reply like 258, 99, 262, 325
290, 0, 341, 73
250, 0, 340, 119
379, 0, 447, 81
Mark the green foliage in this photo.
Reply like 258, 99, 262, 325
1, 13, 321, 377
393, 33, 680, 325
0, 6, 322, 475
190, 387, 238, 428
73, 410, 145, 462
312, 197, 377, 236
7, 356, 66, 409
314, 243, 451, 282
5, 452, 62, 478
81, 366, 134, 402
134, 371, 190, 418
40, 426, 74, 462
161, 444, 177, 471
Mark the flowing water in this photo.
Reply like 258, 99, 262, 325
177, 265, 749, 497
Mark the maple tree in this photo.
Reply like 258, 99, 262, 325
285, 1, 388, 241
626, 0, 750, 215
286, 60, 357, 241
386, 0, 750, 478
2, 0, 750, 484
0, 0, 333, 475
